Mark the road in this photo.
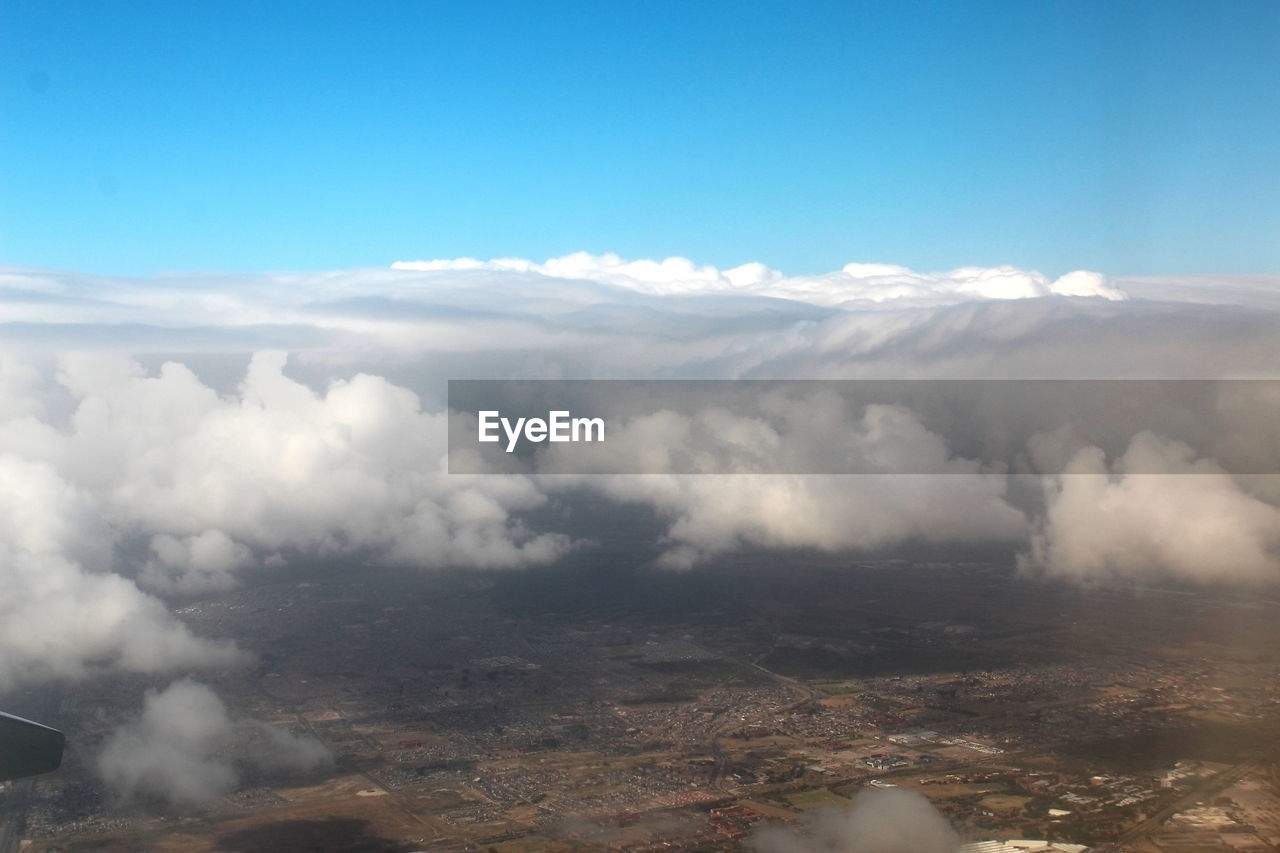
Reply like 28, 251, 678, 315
1093, 758, 1261, 853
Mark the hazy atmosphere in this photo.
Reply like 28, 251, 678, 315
2, 2, 1278, 852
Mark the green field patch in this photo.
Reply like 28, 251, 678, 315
783, 788, 850, 811
979, 794, 1031, 814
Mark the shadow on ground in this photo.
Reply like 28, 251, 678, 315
215, 817, 409, 853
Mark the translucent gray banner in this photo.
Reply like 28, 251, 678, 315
447, 380, 1280, 475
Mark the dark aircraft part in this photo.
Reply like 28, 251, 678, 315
0, 711, 65, 780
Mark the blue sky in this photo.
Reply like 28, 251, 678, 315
2, 0, 1277, 277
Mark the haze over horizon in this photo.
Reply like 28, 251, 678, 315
2, 3, 1279, 850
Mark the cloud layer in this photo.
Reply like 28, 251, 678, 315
392, 253, 1128, 305
1, 254, 1279, 695
0, 349, 569, 691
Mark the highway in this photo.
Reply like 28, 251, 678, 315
1093, 758, 1261, 853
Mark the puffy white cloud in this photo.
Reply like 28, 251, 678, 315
538, 393, 1027, 567
1, 254, 1279, 696
0, 455, 245, 689
97, 680, 332, 808
41, 351, 570, 571
0, 350, 572, 689
394, 252, 763, 295
1020, 432, 1280, 585
751, 787, 959, 853
592, 471, 1025, 571
140, 530, 255, 596
392, 253, 1127, 305
98, 679, 238, 808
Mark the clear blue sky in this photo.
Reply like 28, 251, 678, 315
2, 0, 1277, 277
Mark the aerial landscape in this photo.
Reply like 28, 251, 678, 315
2, 1, 1279, 852
10, 553, 1280, 852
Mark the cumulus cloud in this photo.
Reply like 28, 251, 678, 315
751, 787, 959, 853
18, 350, 571, 572
589, 471, 1025, 570
98, 680, 238, 808
0, 455, 245, 689
2, 254, 1280, 696
536, 392, 1027, 567
56, 350, 569, 568
97, 679, 332, 808
1020, 431, 1280, 585
393, 252, 1127, 305
0, 350, 571, 690
140, 530, 255, 596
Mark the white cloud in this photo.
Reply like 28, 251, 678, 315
1021, 432, 1280, 585
0, 255, 1279, 695
97, 679, 332, 808
392, 252, 1127, 305
0, 350, 572, 689
539, 393, 1027, 567
98, 679, 238, 808
44, 351, 570, 571
0, 455, 245, 689
140, 530, 255, 596
751, 787, 959, 853
3, 260, 1275, 385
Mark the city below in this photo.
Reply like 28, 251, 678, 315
3, 552, 1278, 853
